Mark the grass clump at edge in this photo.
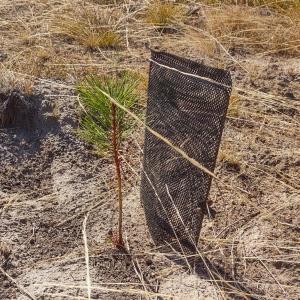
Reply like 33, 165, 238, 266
204, 4, 300, 57
204, 0, 300, 10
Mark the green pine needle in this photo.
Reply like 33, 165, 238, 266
77, 74, 139, 156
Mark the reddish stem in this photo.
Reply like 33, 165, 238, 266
111, 103, 124, 247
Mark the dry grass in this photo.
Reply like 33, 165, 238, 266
55, 18, 121, 50
145, 1, 186, 29
204, 0, 300, 11
5, 46, 70, 81
82, 214, 92, 300
204, 4, 300, 57
218, 149, 242, 173
227, 92, 242, 117
0, 0, 299, 299
53, 7, 122, 50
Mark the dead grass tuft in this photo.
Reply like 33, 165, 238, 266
55, 19, 121, 51
204, 4, 300, 57
145, 1, 186, 30
204, 0, 300, 11
218, 149, 241, 173
228, 92, 242, 117
53, 8, 122, 51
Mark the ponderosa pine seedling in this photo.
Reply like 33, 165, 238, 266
77, 74, 139, 247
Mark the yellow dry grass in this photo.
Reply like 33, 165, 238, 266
227, 92, 242, 117
0, 1, 299, 299
204, 0, 300, 11
53, 7, 122, 51
145, 0, 186, 28
204, 4, 300, 57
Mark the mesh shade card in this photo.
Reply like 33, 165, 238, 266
141, 50, 232, 253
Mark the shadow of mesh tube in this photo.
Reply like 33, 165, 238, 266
141, 50, 232, 254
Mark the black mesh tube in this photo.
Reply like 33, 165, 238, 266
141, 50, 232, 253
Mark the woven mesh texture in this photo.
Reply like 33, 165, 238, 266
141, 50, 232, 253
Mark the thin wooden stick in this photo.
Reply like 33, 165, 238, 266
82, 214, 92, 300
